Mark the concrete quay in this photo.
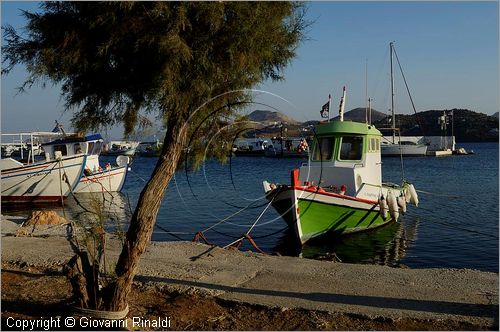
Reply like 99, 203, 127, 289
1, 217, 498, 329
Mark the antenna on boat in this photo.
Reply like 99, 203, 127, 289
365, 58, 368, 124
338, 86, 346, 122
328, 94, 332, 122
368, 97, 372, 125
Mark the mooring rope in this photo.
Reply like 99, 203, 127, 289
222, 191, 278, 251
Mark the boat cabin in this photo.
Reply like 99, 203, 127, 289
42, 134, 103, 159
42, 134, 104, 173
299, 121, 382, 196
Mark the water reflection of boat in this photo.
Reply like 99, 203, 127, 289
274, 218, 419, 267
68, 192, 130, 231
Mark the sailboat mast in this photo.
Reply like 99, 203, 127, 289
390, 42, 396, 143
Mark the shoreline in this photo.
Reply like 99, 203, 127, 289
1, 215, 498, 330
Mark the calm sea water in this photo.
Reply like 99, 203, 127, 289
3, 142, 498, 272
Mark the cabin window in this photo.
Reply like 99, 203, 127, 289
339, 136, 363, 160
88, 142, 95, 154
53, 144, 67, 156
312, 137, 335, 161
73, 143, 82, 154
92, 141, 103, 155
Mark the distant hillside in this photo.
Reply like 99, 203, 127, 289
331, 107, 387, 123
493, 112, 499, 119
247, 110, 298, 124
242, 108, 498, 142
373, 109, 499, 142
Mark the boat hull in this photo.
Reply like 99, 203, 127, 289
264, 148, 309, 158
101, 148, 136, 157
381, 143, 428, 156
1, 155, 87, 203
233, 150, 266, 157
269, 187, 391, 244
74, 165, 128, 193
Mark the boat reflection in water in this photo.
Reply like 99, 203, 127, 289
274, 218, 419, 267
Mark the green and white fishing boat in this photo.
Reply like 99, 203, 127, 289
263, 89, 419, 244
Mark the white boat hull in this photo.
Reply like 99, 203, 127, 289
74, 165, 128, 193
381, 143, 428, 156
0, 155, 87, 203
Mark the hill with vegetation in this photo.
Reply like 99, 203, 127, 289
331, 107, 386, 123
241, 108, 498, 142
247, 110, 298, 124
373, 109, 498, 142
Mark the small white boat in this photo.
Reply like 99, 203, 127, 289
381, 139, 428, 156
41, 134, 129, 193
233, 138, 270, 156
1, 141, 87, 203
101, 141, 139, 156
379, 42, 428, 157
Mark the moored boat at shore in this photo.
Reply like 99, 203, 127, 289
1, 152, 87, 203
263, 93, 419, 244
41, 134, 129, 193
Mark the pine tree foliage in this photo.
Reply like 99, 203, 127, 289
3, 1, 307, 138
2, 1, 308, 311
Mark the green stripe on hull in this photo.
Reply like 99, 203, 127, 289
298, 199, 390, 242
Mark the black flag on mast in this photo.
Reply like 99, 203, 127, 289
320, 95, 330, 118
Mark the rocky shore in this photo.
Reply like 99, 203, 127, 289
1, 214, 498, 330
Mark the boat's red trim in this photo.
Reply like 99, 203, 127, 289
1, 164, 49, 175
80, 169, 125, 183
293, 186, 378, 205
287, 168, 378, 205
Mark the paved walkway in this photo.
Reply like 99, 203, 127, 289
1, 217, 498, 328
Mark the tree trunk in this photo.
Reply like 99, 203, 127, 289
106, 115, 188, 311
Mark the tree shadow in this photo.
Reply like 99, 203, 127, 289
135, 274, 498, 322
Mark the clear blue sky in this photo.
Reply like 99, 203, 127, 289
2, 1, 499, 138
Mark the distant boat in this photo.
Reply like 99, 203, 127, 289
380, 42, 428, 157
41, 134, 129, 193
381, 138, 428, 156
233, 138, 270, 157
136, 141, 162, 157
264, 137, 309, 158
1, 131, 87, 203
101, 141, 139, 156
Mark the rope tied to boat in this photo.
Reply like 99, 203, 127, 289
220, 189, 280, 255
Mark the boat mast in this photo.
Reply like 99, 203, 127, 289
390, 42, 396, 143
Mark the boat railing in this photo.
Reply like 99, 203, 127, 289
1, 132, 64, 164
